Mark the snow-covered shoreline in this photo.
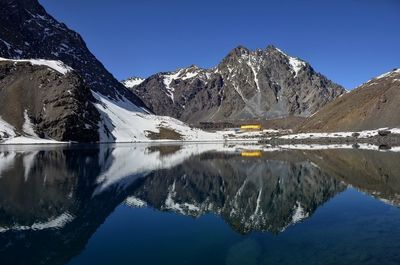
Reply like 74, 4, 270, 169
1, 127, 400, 149
2, 103, 400, 150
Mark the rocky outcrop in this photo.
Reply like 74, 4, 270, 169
298, 69, 400, 132
0, 60, 99, 142
128, 45, 345, 123
0, 0, 146, 106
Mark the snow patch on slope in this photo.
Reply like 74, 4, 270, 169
122, 77, 145, 88
0, 57, 72, 74
92, 91, 223, 143
359, 68, 400, 88
161, 67, 204, 101
375, 68, 400, 80
288, 57, 306, 77
22, 110, 38, 137
1, 114, 65, 145
163, 70, 183, 102
274, 48, 306, 77
232, 83, 247, 103
247, 55, 260, 91
0, 117, 16, 140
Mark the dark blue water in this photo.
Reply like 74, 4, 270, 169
69, 189, 400, 265
0, 144, 400, 265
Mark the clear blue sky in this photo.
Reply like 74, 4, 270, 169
39, 0, 399, 89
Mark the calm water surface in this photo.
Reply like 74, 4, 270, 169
0, 143, 400, 265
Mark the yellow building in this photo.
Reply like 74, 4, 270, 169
240, 124, 262, 131
241, 150, 263, 157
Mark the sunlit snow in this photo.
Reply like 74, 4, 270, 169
0, 57, 72, 74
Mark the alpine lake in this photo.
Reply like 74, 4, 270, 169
1, 143, 400, 265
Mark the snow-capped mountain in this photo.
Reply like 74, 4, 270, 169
0, 0, 220, 143
126, 45, 345, 123
299, 68, 400, 132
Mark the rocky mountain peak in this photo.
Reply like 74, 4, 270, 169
187, 64, 199, 70
232, 45, 251, 54
265, 45, 288, 57
0, 0, 146, 107
265, 44, 277, 50
127, 44, 345, 123
223, 45, 251, 62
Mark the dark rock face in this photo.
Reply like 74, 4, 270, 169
129, 45, 345, 123
0, 0, 146, 107
298, 69, 400, 132
0, 61, 99, 142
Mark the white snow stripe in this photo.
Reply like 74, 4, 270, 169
0, 57, 72, 74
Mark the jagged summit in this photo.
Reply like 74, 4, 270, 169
125, 44, 345, 123
266, 44, 277, 50
227, 45, 251, 56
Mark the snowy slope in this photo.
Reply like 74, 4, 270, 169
0, 117, 16, 139
2, 89, 224, 144
275, 48, 306, 77
92, 91, 223, 143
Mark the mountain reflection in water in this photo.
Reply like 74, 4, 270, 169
0, 144, 400, 265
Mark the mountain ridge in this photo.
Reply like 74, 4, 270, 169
125, 44, 345, 123
298, 68, 400, 132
